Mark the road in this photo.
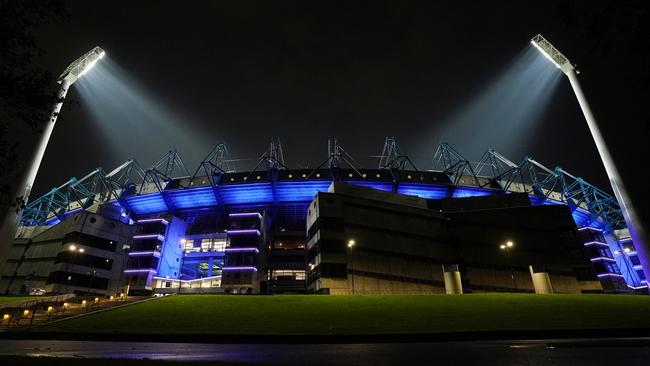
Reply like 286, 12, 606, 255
1, 338, 649, 365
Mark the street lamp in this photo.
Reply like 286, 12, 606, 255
347, 239, 356, 295
499, 240, 517, 291
531, 34, 649, 290
0, 46, 106, 273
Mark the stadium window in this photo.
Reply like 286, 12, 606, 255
212, 239, 227, 252
201, 239, 211, 252
184, 240, 194, 252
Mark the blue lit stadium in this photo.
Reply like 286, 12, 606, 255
3, 138, 645, 296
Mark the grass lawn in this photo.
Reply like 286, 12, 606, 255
36, 293, 650, 335
0, 296, 41, 305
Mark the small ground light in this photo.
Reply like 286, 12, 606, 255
23, 309, 30, 317
82, 300, 87, 306
2, 314, 9, 320
348, 239, 356, 248
47, 306, 54, 313
507, 241, 514, 247
500, 244, 506, 249
110, 295, 114, 300
69, 245, 76, 251
94, 297, 99, 302
63, 302, 69, 308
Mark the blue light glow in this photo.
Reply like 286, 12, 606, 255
125, 193, 168, 214
397, 183, 448, 199
167, 187, 217, 209
274, 181, 331, 202
452, 186, 498, 198
346, 181, 394, 192
219, 183, 273, 204
223, 266, 257, 271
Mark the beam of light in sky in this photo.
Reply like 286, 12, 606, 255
419, 46, 563, 164
74, 58, 215, 171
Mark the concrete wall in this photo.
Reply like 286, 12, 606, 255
0, 210, 133, 295
307, 183, 602, 295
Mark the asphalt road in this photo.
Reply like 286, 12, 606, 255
1, 338, 649, 365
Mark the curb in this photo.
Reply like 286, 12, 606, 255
2, 327, 650, 344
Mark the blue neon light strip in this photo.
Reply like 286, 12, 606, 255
219, 182, 273, 205
229, 212, 262, 219
578, 227, 604, 232
583, 241, 609, 247
125, 193, 168, 214
274, 181, 332, 202
591, 257, 617, 263
124, 269, 157, 274
226, 229, 261, 235
133, 234, 165, 241
167, 186, 217, 209
452, 186, 497, 198
397, 183, 448, 199
346, 181, 393, 192
137, 218, 169, 225
223, 266, 257, 271
225, 247, 259, 253
128, 251, 161, 257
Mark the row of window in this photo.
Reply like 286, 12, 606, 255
183, 238, 227, 253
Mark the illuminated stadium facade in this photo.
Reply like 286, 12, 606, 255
1, 138, 646, 296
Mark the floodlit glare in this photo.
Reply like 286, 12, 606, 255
426, 46, 563, 163
74, 58, 214, 171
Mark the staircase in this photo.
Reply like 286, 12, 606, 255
0, 294, 151, 331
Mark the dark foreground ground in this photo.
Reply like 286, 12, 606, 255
1, 338, 650, 365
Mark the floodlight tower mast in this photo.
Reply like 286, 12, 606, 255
531, 34, 649, 290
0, 47, 105, 275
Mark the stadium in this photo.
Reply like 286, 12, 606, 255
1, 137, 645, 296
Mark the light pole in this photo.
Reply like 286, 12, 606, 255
531, 34, 649, 291
0, 46, 105, 274
347, 239, 356, 295
499, 240, 517, 291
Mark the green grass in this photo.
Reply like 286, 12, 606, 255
0, 296, 41, 305
38, 294, 650, 335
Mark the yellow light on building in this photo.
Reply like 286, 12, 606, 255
47, 306, 54, 313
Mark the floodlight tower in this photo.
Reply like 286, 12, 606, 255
531, 34, 649, 290
0, 46, 105, 274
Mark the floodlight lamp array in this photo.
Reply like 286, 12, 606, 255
530, 34, 573, 74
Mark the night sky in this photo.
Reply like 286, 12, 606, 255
26, 1, 650, 223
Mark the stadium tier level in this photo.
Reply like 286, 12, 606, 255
1, 139, 645, 296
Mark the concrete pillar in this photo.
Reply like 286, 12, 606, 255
442, 264, 463, 294
529, 265, 553, 294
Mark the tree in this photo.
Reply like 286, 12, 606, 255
0, 0, 68, 208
